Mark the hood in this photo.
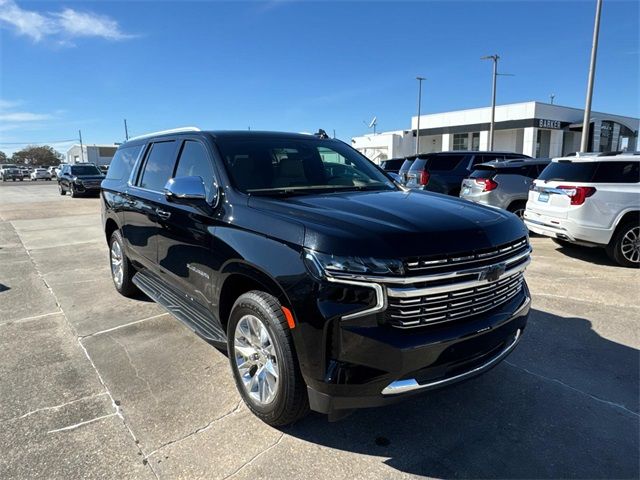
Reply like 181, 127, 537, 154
248, 189, 527, 258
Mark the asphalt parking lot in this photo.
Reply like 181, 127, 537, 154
0, 181, 638, 480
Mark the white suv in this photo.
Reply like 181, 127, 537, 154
524, 154, 639, 267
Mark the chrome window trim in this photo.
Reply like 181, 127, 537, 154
325, 276, 386, 320
381, 322, 525, 396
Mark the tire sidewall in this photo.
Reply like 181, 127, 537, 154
611, 221, 640, 268
227, 295, 293, 420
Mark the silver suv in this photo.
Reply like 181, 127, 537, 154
460, 158, 551, 218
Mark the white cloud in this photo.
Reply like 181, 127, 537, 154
0, 0, 134, 43
0, 112, 52, 122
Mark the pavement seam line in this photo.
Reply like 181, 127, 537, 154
78, 313, 169, 339
504, 360, 639, 418
222, 432, 285, 479
2, 392, 110, 423
144, 400, 244, 459
47, 412, 118, 434
15, 231, 158, 479
111, 335, 161, 406
0, 310, 62, 326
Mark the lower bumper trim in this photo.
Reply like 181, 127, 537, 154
381, 326, 523, 396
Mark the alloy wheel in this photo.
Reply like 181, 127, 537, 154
233, 314, 280, 405
621, 226, 640, 264
110, 240, 124, 289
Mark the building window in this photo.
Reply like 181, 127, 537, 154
471, 132, 480, 151
453, 133, 469, 150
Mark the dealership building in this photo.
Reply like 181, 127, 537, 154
66, 144, 118, 166
352, 101, 639, 163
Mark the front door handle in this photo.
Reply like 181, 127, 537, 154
155, 208, 171, 220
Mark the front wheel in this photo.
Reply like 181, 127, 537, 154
227, 291, 309, 426
607, 220, 640, 268
58, 183, 65, 195
109, 230, 138, 296
69, 184, 77, 197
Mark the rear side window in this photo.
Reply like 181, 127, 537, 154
139, 141, 177, 191
539, 161, 639, 183
476, 154, 505, 164
408, 159, 428, 172
106, 145, 143, 181
174, 141, 215, 198
399, 159, 414, 173
428, 154, 466, 171
593, 161, 639, 183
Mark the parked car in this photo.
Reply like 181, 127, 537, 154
30, 168, 51, 181
380, 157, 406, 175
21, 167, 31, 178
460, 158, 551, 218
405, 151, 531, 196
398, 155, 416, 183
58, 163, 105, 197
54, 163, 69, 177
102, 128, 531, 426
524, 154, 640, 267
0, 164, 23, 181
47, 166, 58, 178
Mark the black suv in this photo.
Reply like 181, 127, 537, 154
405, 151, 530, 195
58, 163, 105, 197
102, 129, 531, 426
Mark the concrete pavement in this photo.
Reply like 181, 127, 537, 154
0, 182, 638, 479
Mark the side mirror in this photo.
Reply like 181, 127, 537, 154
164, 176, 220, 209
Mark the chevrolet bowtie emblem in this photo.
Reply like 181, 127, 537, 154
481, 263, 506, 282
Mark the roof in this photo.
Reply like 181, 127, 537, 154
121, 129, 336, 147
553, 153, 640, 163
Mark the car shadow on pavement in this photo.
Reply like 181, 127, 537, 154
553, 243, 618, 267
0, 283, 9, 293
283, 309, 639, 479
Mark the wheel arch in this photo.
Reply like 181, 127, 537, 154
104, 217, 119, 244
217, 262, 292, 334
611, 209, 640, 241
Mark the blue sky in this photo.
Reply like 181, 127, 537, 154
0, 0, 638, 156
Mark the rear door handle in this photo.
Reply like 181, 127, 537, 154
155, 208, 171, 220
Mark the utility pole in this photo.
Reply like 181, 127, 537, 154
124, 119, 129, 141
415, 76, 425, 155
78, 130, 85, 163
550, 94, 555, 105
481, 55, 499, 151
580, 0, 603, 153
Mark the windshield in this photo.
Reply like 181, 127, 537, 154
215, 137, 396, 195
71, 165, 102, 176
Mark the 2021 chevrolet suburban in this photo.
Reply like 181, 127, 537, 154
102, 128, 532, 425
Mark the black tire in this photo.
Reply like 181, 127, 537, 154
58, 183, 65, 195
606, 219, 640, 268
69, 184, 77, 197
227, 291, 309, 426
507, 201, 527, 220
108, 230, 139, 296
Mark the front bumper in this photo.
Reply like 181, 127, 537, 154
74, 183, 102, 194
305, 286, 530, 415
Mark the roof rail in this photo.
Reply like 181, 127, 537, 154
127, 126, 201, 142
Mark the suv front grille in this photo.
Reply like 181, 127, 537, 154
404, 237, 528, 275
386, 272, 524, 328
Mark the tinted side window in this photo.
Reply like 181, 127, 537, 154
174, 141, 215, 197
593, 161, 640, 183
408, 159, 428, 172
139, 141, 177, 191
470, 167, 496, 179
477, 154, 505, 164
428, 155, 466, 171
106, 145, 143, 181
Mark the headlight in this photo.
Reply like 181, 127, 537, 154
304, 249, 404, 277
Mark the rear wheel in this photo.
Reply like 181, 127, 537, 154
58, 183, 65, 195
507, 201, 527, 220
227, 291, 308, 426
607, 220, 640, 268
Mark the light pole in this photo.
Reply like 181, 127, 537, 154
580, 0, 603, 153
550, 94, 556, 105
415, 76, 425, 155
481, 55, 499, 151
